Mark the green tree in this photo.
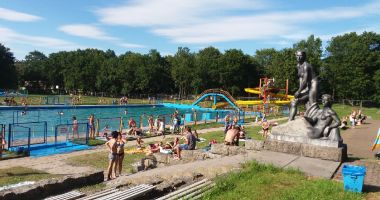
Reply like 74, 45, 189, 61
194, 47, 222, 93
169, 47, 196, 97
293, 35, 322, 74
264, 48, 298, 93
219, 49, 257, 96
0, 43, 17, 89
324, 32, 380, 100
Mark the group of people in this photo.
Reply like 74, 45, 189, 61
105, 131, 126, 180
119, 96, 128, 105
126, 116, 166, 137
223, 114, 247, 146
341, 110, 367, 129
171, 109, 182, 134
147, 126, 197, 160
2, 97, 17, 106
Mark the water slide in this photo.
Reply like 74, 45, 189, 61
193, 88, 294, 110
192, 89, 239, 110
237, 87, 294, 105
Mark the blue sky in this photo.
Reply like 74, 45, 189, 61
1, 0, 379, 60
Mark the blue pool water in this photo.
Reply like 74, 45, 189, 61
12, 141, 91, 157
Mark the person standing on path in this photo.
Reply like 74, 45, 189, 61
105, 131, 118, 180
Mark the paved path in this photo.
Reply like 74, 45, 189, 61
107, 150, 340, 188
333, 118, 380, 193
341, 119, 380, 159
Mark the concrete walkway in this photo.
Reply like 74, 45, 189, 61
107, 150, 340, 188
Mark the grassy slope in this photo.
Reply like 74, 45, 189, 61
0, 167, 60, 187
333, 104, 380, 120
201, 162, 363, 200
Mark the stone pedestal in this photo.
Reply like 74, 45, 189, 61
265, 118, 346, 162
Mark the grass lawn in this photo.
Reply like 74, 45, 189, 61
0, 150, 28, 160
201, 161, 363, 200
333, 104, 380, 120
0, 166, 60, 187
196, 125, 265, 149
87, 139, 106, 146
188, 121, 224, 130
78, 183, 107, 194
66, 151, 145, 174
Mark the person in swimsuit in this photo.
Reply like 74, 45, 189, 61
72, 116, 79, 139
261, 119, 270, 138
115, 132, 126, 177
136, 137, 144, 149
128, 117, 137, 135
105, 131, 118, 180
148, 116, 154, 134
224, 126, 240, 146
88, 114, 95, 139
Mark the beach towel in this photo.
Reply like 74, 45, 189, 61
371, 128, 380, 151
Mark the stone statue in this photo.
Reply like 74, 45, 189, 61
289, 50, 318, 121
304, 94, 342, 142
287, 50, 342, 142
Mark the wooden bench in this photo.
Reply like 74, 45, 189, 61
156, 179, 215, 200
44, 190, 85, 200
77, 188, 119, 200
94, 184, 155, 200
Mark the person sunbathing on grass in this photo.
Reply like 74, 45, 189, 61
148, 142, 162, 153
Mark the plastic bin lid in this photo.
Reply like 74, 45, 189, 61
342, 164, 366, 175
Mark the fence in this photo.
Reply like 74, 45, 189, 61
1, 124, 5, 150
55, 123, 89, 145
12, 110, 42, 124
8, 121, 47, 149
340, 99, 379, 108
96, 117, 122, 136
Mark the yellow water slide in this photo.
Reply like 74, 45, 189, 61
235, 87, 294, 106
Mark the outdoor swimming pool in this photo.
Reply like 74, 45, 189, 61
0, 104, 227, 132
0, 104, 233, 156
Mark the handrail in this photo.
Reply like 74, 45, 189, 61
193, 89, 238, 109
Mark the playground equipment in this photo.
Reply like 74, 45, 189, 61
237, 78, 294, 106
192, 78, 293, 111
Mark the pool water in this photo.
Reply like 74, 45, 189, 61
12, 141, 91, 157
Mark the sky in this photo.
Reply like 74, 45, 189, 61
1, 0, 380, 60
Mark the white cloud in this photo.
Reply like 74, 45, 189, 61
96, 0, 268, 26
119, 43, 146, 48
0, 26, 83, 49
59, 24, 117, 40
96, 0, 380, 44
0, 7, 42, 22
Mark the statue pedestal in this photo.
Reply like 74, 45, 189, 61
265, 118, 346, 162
270, 118, 341, 148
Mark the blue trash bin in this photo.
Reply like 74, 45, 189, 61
342, 164, 366, 193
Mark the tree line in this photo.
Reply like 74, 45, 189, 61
1, 32, 380, 102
